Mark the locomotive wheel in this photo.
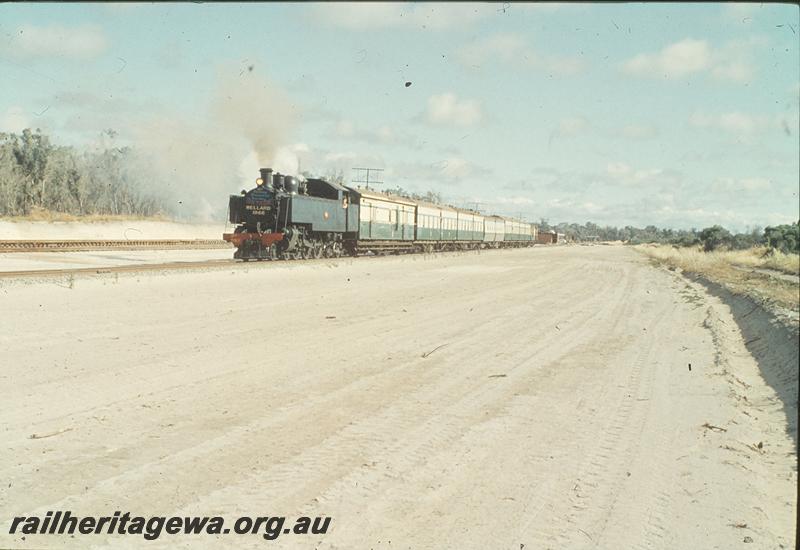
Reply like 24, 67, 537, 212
311, 242, 324, 259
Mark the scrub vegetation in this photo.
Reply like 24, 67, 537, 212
637, 244, 799, 314
0, 129, 169, 218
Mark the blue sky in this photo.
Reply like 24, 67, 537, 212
1, 2, 798, 229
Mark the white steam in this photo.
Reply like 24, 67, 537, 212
210, 67, 298, 172
130, 66, 300, 221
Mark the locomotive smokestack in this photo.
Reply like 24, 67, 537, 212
259, 168, 274, 189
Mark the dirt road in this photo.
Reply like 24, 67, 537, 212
1, 246, 796, 549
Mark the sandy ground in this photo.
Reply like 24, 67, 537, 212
0, 249, 233, 273
0, 220, 226, 241
0, 246, 796, 549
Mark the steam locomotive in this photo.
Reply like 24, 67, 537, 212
223, 168, 538, 261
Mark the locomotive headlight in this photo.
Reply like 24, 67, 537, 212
256, 178, 264, 186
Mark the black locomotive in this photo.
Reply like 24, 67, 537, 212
224, 168, 359, 260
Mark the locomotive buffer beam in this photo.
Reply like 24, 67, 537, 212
223, 232, 285, 261
223, 232, 284, 248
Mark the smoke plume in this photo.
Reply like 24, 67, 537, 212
129, 66, 300, 221
209, 67, 299, 172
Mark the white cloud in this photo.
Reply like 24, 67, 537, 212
0, 106, 30, 133
391, 157, 491, 185
737, 177, 772, 191
310, 3, 488, 31
491, 196, 537, 206
437, 157, 471, 179
622, 38, 756, 82
548, 116, 590, 145
605, 162, 679, 187
426, 93, 483, 127
622, 38, 711, 78
580, 201, 604, 214
689, 111, 778, 135
331, 119, 419, 148
712, 177, 772, 193
3, 24, 109, 60
324, 151, 358, 163
456, 33, 584, 75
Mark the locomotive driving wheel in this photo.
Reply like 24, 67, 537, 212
280, 248, 298, 260
311, 241, 324, 259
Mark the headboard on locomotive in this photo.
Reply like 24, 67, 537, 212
228, 187, 273, 224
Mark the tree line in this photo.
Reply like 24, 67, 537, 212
539, 220, 799, 254
0, 129, 168, 217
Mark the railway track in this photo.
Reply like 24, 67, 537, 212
0, 253, 401, 280
0, 239, 232, 253
0, 240, 541, 280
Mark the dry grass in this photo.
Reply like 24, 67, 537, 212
3, 207, 171, 223
762, 251, 800, 275
640, 245, 799, 275
637, 244, 799, 313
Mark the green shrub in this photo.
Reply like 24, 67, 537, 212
699, 225, 732, 252
764, 222, 800, 254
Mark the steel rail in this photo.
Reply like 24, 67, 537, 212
0, 239, 232, 253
